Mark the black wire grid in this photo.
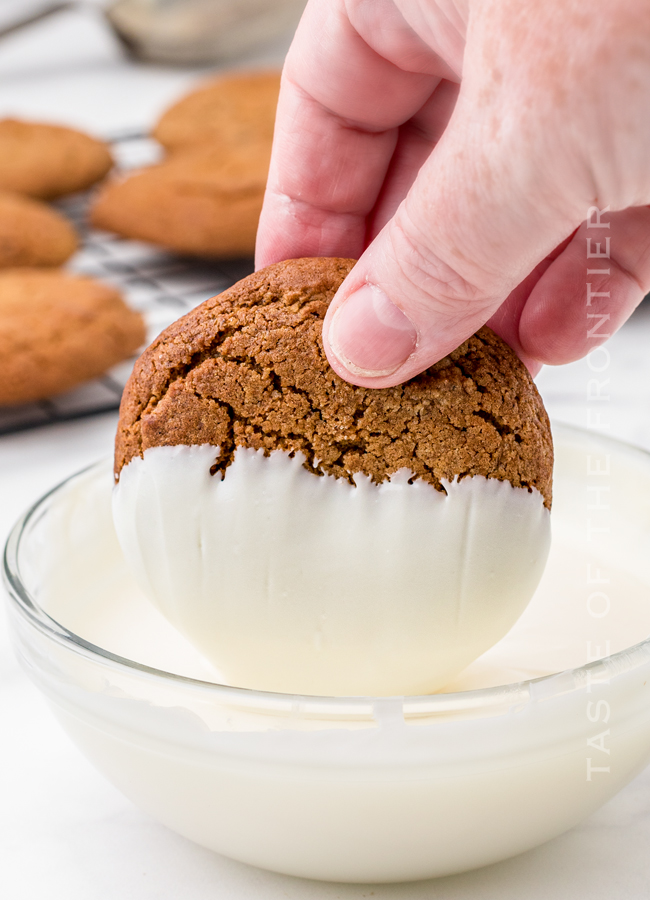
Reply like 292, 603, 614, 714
0, 133, 255, 437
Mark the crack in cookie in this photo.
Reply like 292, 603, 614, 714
115, 258, 553, 508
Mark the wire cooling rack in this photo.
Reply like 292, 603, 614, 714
0, 133, 255, 436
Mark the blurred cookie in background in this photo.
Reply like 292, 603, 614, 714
153, 70, 281, 154
90, 141, 270, 258
91, 70, 281, 258
0, 192, 78, 268
0, 270, 145, 405
0, 119, 113, 200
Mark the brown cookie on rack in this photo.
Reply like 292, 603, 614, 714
90, 141, 269, 258
0, 119, 113, 200
0, 192, 78, 268
153, 70, 281, 153
0, 270, 145, 405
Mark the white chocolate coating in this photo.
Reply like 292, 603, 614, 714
113, 445, 551, 695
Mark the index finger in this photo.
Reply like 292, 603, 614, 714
255, 0, 445, 267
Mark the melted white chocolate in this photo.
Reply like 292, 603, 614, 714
112, 445, 550, 695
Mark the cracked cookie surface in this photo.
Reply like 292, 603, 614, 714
115, 257, 553, 508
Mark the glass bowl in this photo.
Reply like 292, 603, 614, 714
4, 424, 650, 884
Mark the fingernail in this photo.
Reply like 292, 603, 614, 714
328, 284, 418, 377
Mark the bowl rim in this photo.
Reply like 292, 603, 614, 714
4, 422, 650, 717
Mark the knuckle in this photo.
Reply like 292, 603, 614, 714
385, 210, 496, 316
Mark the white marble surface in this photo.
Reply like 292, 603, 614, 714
1, 6, 650, 899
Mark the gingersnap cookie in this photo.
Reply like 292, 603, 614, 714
90, 141, 269, 258
153, 70, 281, 154
0, 270, 145, 405
112, 258, 553, 696
116, 257, 552, 504
0, 191, 78, 268
0, 119, 113, 200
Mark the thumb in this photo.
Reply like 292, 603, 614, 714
322, 111, 582, 387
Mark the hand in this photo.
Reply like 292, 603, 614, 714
255, 0, 650, 385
